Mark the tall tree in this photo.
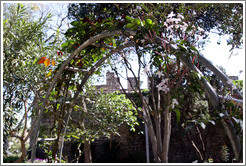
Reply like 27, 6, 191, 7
30, 3, 243, 163
3, 3, 67, 162
3, 3, 51, 162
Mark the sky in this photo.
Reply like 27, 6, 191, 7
201, 32, 245, 80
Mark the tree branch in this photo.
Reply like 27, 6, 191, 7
154, 36, 220, 107
187, 131, 204, 161
65, 66, 89, 73
179, 55, 220, 107
197, 54, 243, 99
218, 95, 243, 107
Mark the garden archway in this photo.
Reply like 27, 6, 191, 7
31, 23, 243, 163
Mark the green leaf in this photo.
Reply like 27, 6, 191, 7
141, 21, 145, 26
45, 71, 52, 77
61, 42, 68, 48
178, 44, 187, 51
174, 109, 181, 123
49, 96, 54, 101
146, 19, 153, 25
130, 128, 136, 132
70, 21, 80, 27
56, 104, 60, 110
190, 46, 198, 52
126, 23, 135, 29
33, 58, 38, 64
134, 18, 141, 25
50, 90, 56, 96
202, 76, 209, 81
178, 40, 186, 45
112, 38, 116, 47
72, 135, 80, 139
126, 16, 133, 22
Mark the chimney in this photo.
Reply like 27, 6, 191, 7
106, 71, 120, 90
106, 71, 115, 86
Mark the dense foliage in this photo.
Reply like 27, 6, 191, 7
67, 3, 243, 49
67, 88, 138, 141
3, 3, 66, 162
3, 3, 51, 157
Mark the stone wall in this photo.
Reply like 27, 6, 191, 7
58, 116, 234, 163
34, 72, 237, 163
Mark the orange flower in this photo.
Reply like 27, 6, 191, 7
37, 57, 46, 64
51, 60, 56, 66
44, 58, 50, 67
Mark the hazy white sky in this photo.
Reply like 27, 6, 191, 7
201, 32, 244, 80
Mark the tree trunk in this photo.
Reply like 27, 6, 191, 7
146, 120, 161, 162
155, 91, 162, 157
81, 98, 92, 163
142, 98, 161, 162
59, 109, 71, 162
14, 98, 29, 163
14, 138, 26, 163
155, 114, 162, 157
84, 141, 92, 163
161, 106, 171, 163
221, 118, 242, 162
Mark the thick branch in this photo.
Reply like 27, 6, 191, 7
221, 119, 242, 162
76, 41, 135, 95
218, 95, 243, 107
179, 55, 220, 107
91, 42, 116, 49
114, 60, 161, 162
197, 54, 243, 99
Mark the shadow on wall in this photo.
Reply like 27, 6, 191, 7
70, 139, 147, 163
